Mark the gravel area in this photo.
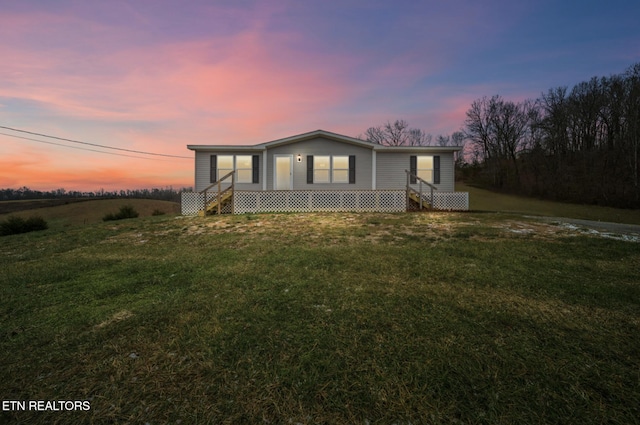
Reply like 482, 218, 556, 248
536, 216, 640, 242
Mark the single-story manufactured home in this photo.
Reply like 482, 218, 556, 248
181, 129, 468, 215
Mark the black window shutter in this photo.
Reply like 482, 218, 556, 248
348, 155, 356, 184
307, 155, 314, 184
434, 155, 440, 184
409, 156, 417, 184
210, 155, 217, 183
252, 155, 260, 183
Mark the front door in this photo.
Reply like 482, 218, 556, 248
274, 155, 293, 190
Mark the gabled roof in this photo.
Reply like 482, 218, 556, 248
187, 129, 461, 152
258, 129, 375, 149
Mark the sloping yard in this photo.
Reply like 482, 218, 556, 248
1, 212, 638, 424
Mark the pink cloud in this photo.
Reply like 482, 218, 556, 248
0, 15, 360, 137
2, 2, 511, 191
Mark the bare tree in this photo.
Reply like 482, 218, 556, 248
464, 96, 496, 161
451, 131, 466, 166
362, 126, 386, 145
436, 134, 450, 146
464, 95, 534, 187
408, 127, 432, 146
436, 132, 467, 166
361, 119, 432, 146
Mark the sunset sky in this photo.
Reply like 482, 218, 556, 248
1, 0, 639, 192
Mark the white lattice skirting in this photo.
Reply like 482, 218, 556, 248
432, 192, 469, 211
181, 192, 203, 215
235, 190, 407, 213
181, 190, 468, 215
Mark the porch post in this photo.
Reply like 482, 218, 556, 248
405, 170, 410, 210
262, 148, 267, 191
217, 179, 221, 215
372, 150, 376, 190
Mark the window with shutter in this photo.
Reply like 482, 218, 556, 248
307, 156, 314, 183
411, 155, 437, 184
308, 155, 357, 184
348, 155, 356, 184
210, 155, 217, 183
409, 156, 417, 184
213, 155, 260, 183
252, 155, 260, 183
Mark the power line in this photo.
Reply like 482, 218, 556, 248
0, 132, 172, 161
0, 125, 192, 159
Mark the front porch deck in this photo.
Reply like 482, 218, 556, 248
181, 189, 469, 215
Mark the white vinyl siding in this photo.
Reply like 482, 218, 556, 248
376, 152, 455, 191
266, 137, 372, 190
193, 151, 262, 192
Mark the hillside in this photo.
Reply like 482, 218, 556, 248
0, 198, 181, 227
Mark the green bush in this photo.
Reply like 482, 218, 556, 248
0, 215, 48, 236
103, 205, 140, 221
151, 209, 165, 216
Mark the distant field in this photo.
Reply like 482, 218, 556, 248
457, 182, 640, 225
0, 198, 181, 228
0, 198, 95, 215
1, 211, 638, 424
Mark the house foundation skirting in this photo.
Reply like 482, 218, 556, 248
181, 190, 468, 215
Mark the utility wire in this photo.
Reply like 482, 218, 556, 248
0, 132, 172, 161
0, 125, 192, 159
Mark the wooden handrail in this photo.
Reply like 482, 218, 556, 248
405, 169, 437, 210
199, 170, 236, 195
200, 170, 235, 215
405, 169, 437, 190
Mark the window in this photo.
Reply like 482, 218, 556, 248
235, 155, 253, 183
217, 155, 234, 181
210, 154, 259, 184
410, 155, 440, 184
314, 155, 331, 183
332, 156, 349, 183
308, 155, 355, 184
417, 156, 433, 183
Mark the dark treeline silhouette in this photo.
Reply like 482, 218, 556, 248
463, 63, 640, 208
0, 186, 191, 202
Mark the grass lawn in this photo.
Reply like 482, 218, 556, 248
457, 182, 640, 225
1, 212, 639, 424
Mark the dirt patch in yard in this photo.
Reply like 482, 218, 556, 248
176, 212, 640, 244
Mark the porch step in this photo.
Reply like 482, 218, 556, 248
198, 190, 233, 216
408, 191, 431, 210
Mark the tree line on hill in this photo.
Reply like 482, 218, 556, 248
462, 63, 640, 208
363, 63, 640, 209
0, 186, 190, 202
